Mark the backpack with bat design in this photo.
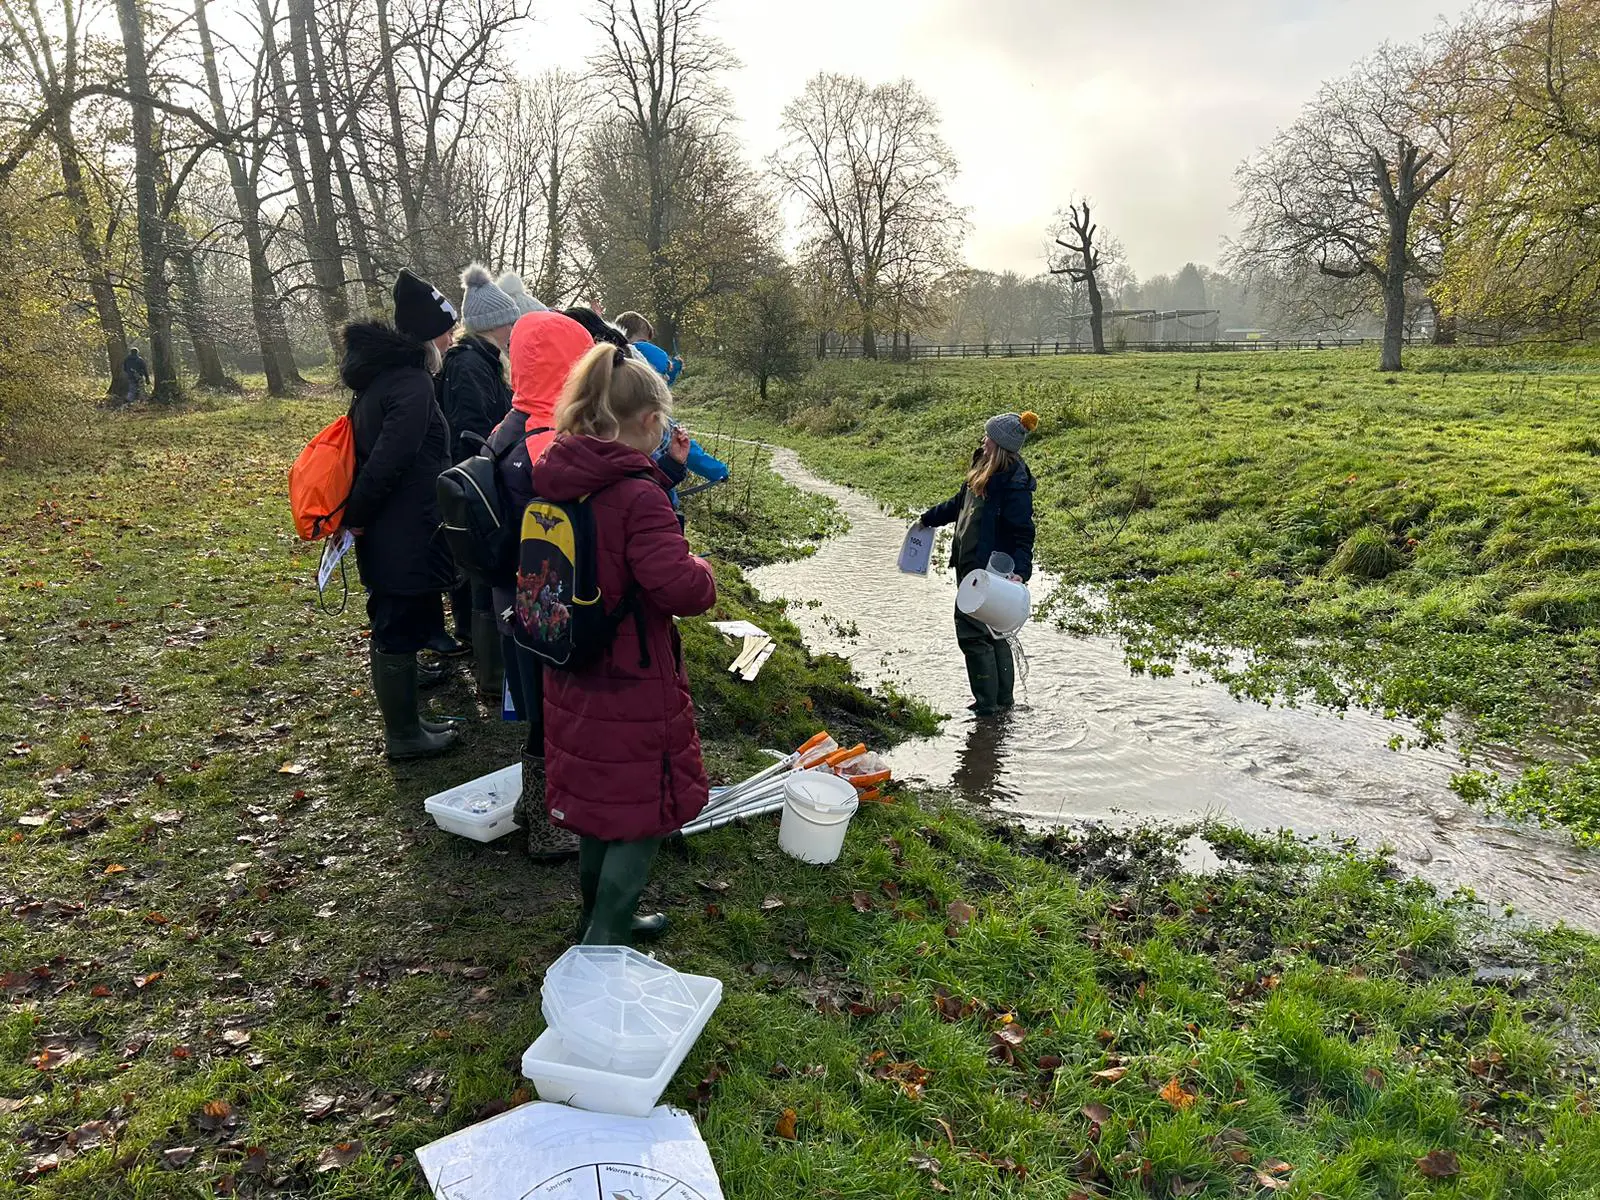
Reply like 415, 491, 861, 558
511, 479, 651, 671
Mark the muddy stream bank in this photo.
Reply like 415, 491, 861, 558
744, 446, 1600, 931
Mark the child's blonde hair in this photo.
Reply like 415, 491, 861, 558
557, 343, 672, 439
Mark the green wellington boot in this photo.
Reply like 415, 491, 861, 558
370, 650, 460, 760
994, 636, 1016, 710
470, 609, 504, 702
581, 838, 665, 946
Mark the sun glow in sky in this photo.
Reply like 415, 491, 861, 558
511, 0, 1471, 280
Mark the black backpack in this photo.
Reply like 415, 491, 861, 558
510, 479, 651, 672
436, 416, 533, 587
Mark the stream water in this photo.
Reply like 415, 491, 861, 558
746, 447, 1600, 931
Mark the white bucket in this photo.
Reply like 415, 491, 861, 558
956, 568, 1031, 634
778, 771, 859, 864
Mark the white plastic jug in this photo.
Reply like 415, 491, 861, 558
898, 524, 934, 575
778, 771, 859, 864
956, 566, 1031, 634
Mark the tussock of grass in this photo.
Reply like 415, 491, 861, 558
1326, 527, 1404, 581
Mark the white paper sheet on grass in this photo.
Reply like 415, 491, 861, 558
708, 619, 767, 640
415, 1103, 724, 1200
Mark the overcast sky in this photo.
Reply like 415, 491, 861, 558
512, 1, 1471, 280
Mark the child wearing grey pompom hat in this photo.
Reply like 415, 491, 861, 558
458, 264, 523, 334
915, 410, 1039, 716
440, 264, 521, 698
496, 272, 548, 316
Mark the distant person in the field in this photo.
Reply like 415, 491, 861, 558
916, 412, 1038, 717
121, 347, 150, 406
615, 311, 683, 385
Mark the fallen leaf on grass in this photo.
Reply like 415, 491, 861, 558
103, 863, 128, 876
933, 986, 977, 1022
774, 1109, 798, 1141
945, 900, 977, 933
760, 896, 785, 912
302, 1094, 338, 1121
849, 891, 873, 913
909, 1152, 941, 1174
162, 1146, 198, 1168
134, 971, 164, 990
933, 1116, 957, 1148
90, 985, 112, 998
69, 1119, 111, 1149
1170, 1178, 1204, 1197
1091, 1066, 1128, 1084
460, 966, 490, 980
1081, 1102, 1112, 1127
197, 1100, 233, 1132
989, 1022, 1027, 1064
1364, 1067, 1387, 1091
221, 1030, 250, 1049
170, 1045, 191, 1060
241, 1146, 268, 1175
145, 912, 168, 925
1159, 1076, 1199, 1111
880, 880, 901, 900
1254, 1173, 1289, 1192
697, 879, 730, 894
276, 762, 306, 776
315, 1140, 362, 1172
1417, 1150, 1460, 1179
152, 810, 184, 825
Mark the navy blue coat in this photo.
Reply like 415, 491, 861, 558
920, 458, 1037, 582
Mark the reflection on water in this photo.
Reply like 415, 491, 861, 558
747, 447, 1600, 931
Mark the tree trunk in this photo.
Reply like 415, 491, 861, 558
1380, 204, 1411, 373
537, 145, 563, 303
169, 236, 232, 389
374, 0, 426, 266
1433, 305, 1457, 346
256, 0, 335, 356
194, 0, 298, 393
115, 0, 179, 402
53, 124, 128, 395
1086, 275, 1106, 355
861, 311, 878, 360
286, 0, 349, 337
306, 20, 378, 313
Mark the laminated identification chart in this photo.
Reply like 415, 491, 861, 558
415, 1103, 723, 1200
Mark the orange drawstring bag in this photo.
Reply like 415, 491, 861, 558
288, 414, 356, 541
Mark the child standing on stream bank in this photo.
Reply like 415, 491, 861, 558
916, 411, 1038, 716
531, 344, 718, 945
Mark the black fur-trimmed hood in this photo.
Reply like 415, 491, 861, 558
339, 320, 427, 393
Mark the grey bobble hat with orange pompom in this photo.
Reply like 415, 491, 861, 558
985, 410, 1039, 454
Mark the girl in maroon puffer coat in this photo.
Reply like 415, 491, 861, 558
531, 344, 717, 945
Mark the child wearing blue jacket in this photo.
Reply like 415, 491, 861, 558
616, 310, 683, 385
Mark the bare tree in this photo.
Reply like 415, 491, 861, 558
194, 0, 300, 391
526, 69, 590, 304
115, 0, 180, 399
1050, 201, 1109, 354
774, 72, 964, 359
286, 0, 349, 335
1231, 43, 1453, 371
588, 0, 736, 346
0, 0, 130, 394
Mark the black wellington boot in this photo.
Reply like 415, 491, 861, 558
470, 609, 504, 703
370, 650, 460, 760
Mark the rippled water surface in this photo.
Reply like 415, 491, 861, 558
746, 448, 1600, 930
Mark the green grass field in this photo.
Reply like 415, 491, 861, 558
680, 347, 1600, 841
3, 379, 1600, 1197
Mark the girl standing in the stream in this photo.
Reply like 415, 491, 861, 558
916, 411, 1038, 716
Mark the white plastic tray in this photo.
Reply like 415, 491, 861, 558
522, 972, 722, 1117
541, 946, 702, 1073
423, 762, 521, 842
